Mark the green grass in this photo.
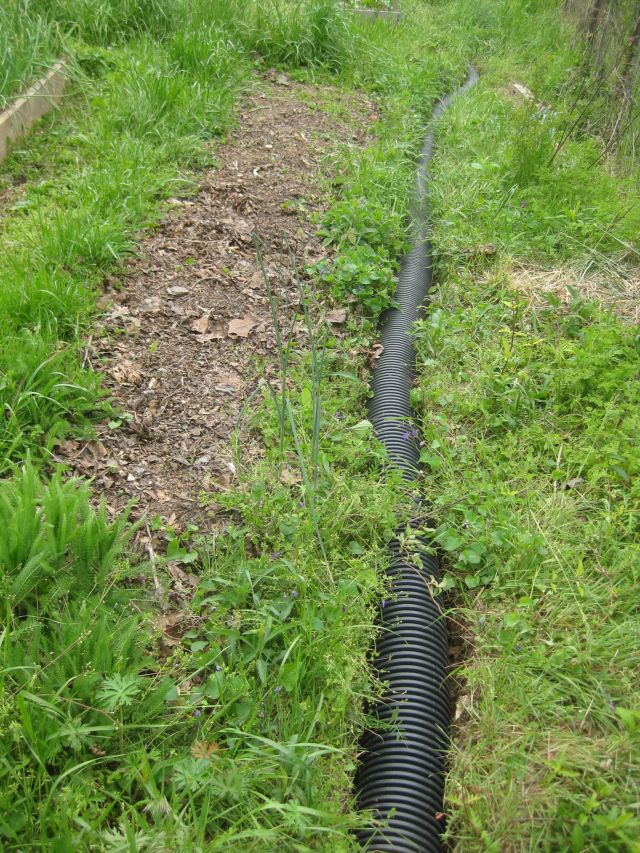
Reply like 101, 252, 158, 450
0, 344, 409, 849
0, 1, 56, 107
26, 0, 173, 45
310, 1, 639, 849
0, 3, 409, 847
412, 271, 640, 851
2, 0, 639, 848
0, 3, 252, 471
407, 2, 639, 850
430, 76, 640, 263
426, 0, 639, 265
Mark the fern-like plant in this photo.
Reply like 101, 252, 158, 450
0, 464, 134, 613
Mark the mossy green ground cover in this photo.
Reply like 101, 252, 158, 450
0, 0, 638, 849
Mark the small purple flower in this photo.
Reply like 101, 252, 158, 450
274, 686, 282, 694
291, 590, 299, 599
215, 665, 222, 672
401, 426, 419, 441
341, 605, 347, 613
194, 709, 202, 718
515, 644, 522, 653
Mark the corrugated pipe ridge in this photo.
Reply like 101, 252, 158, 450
356, 67, 479, 852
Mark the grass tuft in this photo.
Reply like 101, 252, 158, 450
0, 1, 56, 107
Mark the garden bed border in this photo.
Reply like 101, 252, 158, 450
353, 1, 400, 23
0, 62, 67, 163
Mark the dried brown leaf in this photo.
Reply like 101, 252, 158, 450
191, 740, 221, 760
109, 359, 143, 385
249, 269, 265, 289
140, 297, 162, 314
168, 564, 198, 588
155, 613, 186, 645
280, 465, 302, 485
369, 342, 384, 366
509, 81, 534, 101
228, 315, 259, 338
326, 308, 347, 325
191, 314, 210, 334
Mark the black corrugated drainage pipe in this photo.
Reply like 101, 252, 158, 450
356, 67, 478, 852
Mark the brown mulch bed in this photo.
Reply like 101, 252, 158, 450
58, 75, 376, 531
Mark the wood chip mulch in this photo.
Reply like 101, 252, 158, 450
57, 75, 376, 531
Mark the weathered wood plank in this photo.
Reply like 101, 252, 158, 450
0, 62, 67, 163
353, 8, 401, 22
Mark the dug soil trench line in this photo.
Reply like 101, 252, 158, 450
58, 76, 376, 530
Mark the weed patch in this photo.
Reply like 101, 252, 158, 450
308, 1, 640, 847
0, 343, 408, 848
413, 269, 640, 851
410, 4, 640, 848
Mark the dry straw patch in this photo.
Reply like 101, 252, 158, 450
509, 263, 640, 323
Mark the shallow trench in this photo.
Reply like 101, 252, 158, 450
355, 69, 478, 852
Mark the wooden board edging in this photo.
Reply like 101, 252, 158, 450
353, 1, 400, 23
354, 8, 401, 21
0, 61, 67, 163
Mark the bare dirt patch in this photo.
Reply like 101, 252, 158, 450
58, 76, 376, 530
